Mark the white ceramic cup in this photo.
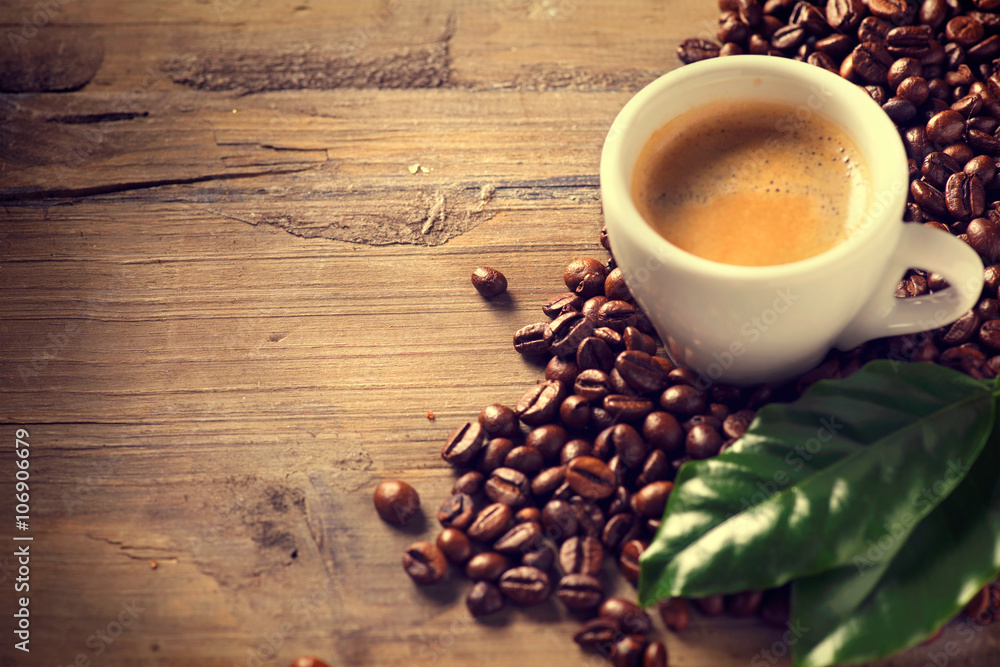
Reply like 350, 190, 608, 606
601, 55, 984, 386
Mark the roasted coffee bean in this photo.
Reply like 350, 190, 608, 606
402, 541, 448, 585
594, 326, 624, 348
516, 380, 566, 426
547, 311, 596, 357
643, 642, 668, 667
631, 481, 674, 518
888, 57, 922, 89
560, 394, 591, 430
868, 0, 913, 23
467, 581, 504, 617
557, 573, 605, 611
605, 423, 645, 468
761, 588, 791, 627
985, 265, 1000, 296
897, 76, 929, 105
947, 16, 986, 47
525, 424, 568, 462
981, 319, 1000, 348
883, 97, 917, 124
927, 110, 966, 146
946, 64, 975, 88
578, 336, 615, 372
887, 25, 932, 59
911, 178, 950, 217
858, 16, 892, 44
545, 356, 580, 384
922, 151, 961, 189
436, 528, 473, 564
623, 326, 657, 355
616, 350, 668, 393
815, 33, 855, 59
564, 258, 607, 299
636, 449, 671, 488
965, 155, 996, 184
590, 406, 616, 431
660, 384, 708, 415
453, 471, 485, 496
542, 292, 584, 319
559, 535, 604, 575
967, 217, 1000, 262
499, 566, 551, 605
478, 403, 520, 439
658, 597, 692, 632
532, 466, 567, 498
574, 617, 621, 648
947, 172, 986, 220
603, 512, 642, 552
904, 125, 931, 161
719, 41, 744, 56
597, 300, 638, 332
566, 456, 617, 499
600, 598, 653, 634
604, 267, 632, 302
771, 24, 807, 51
575, 369, 612, 402
605, 394, 655, 422
726, 590, 765, 618
608, 455, 631, 488
919, 0, 947, 28
865, 84, 889, 105
807, 51, 838, 71
583, 295, 610, 321
438, 493, 476, 530
542, 498, 579, 540
513, 322, 552, 355
618, 539, 647, 583
642, 411, 685, 452
467, 503, 514, 543
852, 41, 893, 84
968, 128, 999, 154
442, 422, 486, 467
977, 298, 1000, 321
738, 0, 763, 25
943, 142, 975, 166
677, 37, 721, 63
494, 521, 544, 555
465, 551, 511, 581
479, 437, 515, 474
723, 409, 756, 439
904, 202, 923, 222
561, 438, 593, 464
572, 497, 607, 541
505, 445, 544, 475
693, 595, 727, 617
790, 1, 828, 34
611, 634, 648, 667
373, 480, 421, 525
485, 467, 532, 508
826, 0, 865, 33
471, 267, 507, 298
896, 273, 929, 297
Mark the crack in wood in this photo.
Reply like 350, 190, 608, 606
47, 111, 149, 124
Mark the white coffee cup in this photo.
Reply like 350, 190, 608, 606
600, 55, 984, 386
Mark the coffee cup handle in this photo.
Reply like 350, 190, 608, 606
835, 224, 984, 350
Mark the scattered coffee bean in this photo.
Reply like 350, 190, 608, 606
513, 322, 552, 356
600, 597, 653, 634
373, 480, 420, 525
573, 616, 620, 647
611, 634, 648, 667
467, 503, 513, 543
438, 493, 476, 530
485, 467, 532, 508
556, 573, 605, 610
658, 597, 692, 632
726, 590, 765, 618
471, 267, 508, 298
693, 595, 726, 617
465, 551, 511, 582
402, 541, 448, 585
566, 456, 617, 499
442, 422, 486, 467
452, 470, 485, 496
618, 539, 647, 583
467, 581, 505, 618
478, 403, 520, 438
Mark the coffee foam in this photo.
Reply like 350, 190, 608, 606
632, 100, 871, 266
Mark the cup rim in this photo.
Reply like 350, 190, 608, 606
600, 55, 908, 280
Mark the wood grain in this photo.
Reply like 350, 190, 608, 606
1, 1, 998, 666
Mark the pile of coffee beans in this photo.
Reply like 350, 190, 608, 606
383, 2, 1000, 662
680, 0, 1000, 379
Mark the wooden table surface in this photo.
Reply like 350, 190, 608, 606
1, 1, 999, 665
